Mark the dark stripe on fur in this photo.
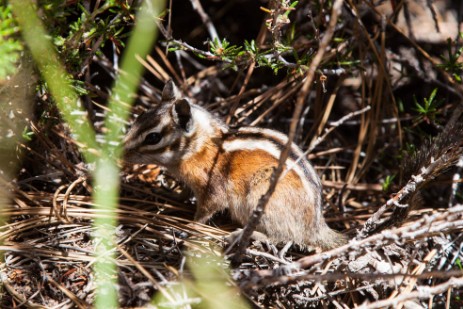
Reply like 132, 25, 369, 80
132, 110, 161, 137
223, 130, 320, 189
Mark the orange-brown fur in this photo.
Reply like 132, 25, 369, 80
175, 136, 341, 249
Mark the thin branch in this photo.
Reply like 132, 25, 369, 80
308, 106, 371, 152
241, 268, 463, 291
189, 0, 221, 44
228, 0, 344, 263
280, 105, 371, 181
425, 0, 440, 33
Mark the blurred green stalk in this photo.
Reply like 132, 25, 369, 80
9, 0, 99, 163
93, 1, 164, 306
10, 0, 164, 307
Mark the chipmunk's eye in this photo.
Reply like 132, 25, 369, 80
143, 132, 162, 145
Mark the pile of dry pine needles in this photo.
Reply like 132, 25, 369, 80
2, 0, 463, 308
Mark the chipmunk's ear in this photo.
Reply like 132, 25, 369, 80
172, 99, 193, 133
162, 79, 180, 101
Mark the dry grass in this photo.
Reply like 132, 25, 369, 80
2, 0, 463, 307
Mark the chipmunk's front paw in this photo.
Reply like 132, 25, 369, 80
224, 228, 269, 246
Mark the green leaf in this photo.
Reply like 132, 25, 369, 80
382, 175, 395, 192
0, 4, 23, 79
21, 126, 34, 142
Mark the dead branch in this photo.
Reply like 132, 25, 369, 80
358, 277, 463, 309
189, 0, 221, 44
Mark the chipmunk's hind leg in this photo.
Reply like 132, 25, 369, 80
225, 228, 270, 245
193, 207, 216, 224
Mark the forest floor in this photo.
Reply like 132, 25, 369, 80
1, 0, 463, 308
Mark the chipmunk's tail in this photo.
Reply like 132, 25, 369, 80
315, 224, 349, 251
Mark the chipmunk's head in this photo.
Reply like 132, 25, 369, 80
124, 80, 200, 166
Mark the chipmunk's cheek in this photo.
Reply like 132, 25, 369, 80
154, 151, 177, 166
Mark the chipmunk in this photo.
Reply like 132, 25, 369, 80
124, 80, 347, 250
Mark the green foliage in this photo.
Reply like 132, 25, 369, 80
438, 34, 463, 83
413, 88, 442, 124
163, 0, 355, 76
37, 1, 134, 73
206, 37, 287, 73
382, 174, 395, 192
456, 258, 463, 270
210, 38, 243, 62
0, 4, 23, 79
153, 252, 249, 309
21, 126, 34, 142
402, 142, 417, 158
284, 0, 299, 17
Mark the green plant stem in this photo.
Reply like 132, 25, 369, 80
103, 0, 165, 158
11, 0, 165, 307
92, 1, 164, 307
93, 158, 119, 309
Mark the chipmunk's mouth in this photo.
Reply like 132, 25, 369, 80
122, 149, 141, 164
123, 148, 164, 166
